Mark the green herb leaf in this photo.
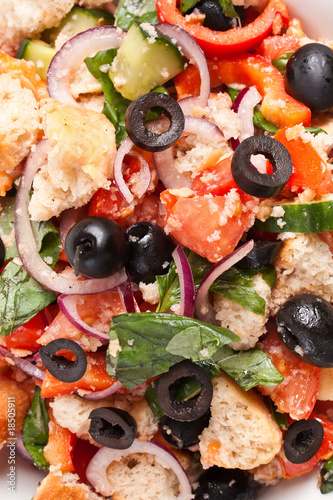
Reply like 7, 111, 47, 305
107, 312, 238, 389
22, 387, 50, 471
272, 51, 293, 75
115, 0, 158, 30
227, 87, 240, 102
269, 399, 289, 430
85, 49, 131, 145
253, 109, 278, 134
320, 456, 333, 494
218, 0, 240, 21
179, 0, 199, 14
213, 345, 284, 391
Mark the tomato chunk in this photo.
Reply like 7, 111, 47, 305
191, 155, 239, 196
44, 410, 77, 472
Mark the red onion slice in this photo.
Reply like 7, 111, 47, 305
114, 137, 151, 203
86, 439, 193, 499
47, 25, 126, 105
0, 346, 45, 381
172, 246, 195, 318
77, 380, 124, 401
57, 294, 110, 341
118, 277, 140, 313
15, 140, 127, 295
194, 240, 254, 324
231, 87, 262, 150
156, 23, 210, 114
60, 206, 88, 248
153, 116, 224, 188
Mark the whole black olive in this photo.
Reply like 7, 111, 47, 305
39, 338, 87, 383
276, 294, 333, 367
285, 43, 333, 112
156, 360, 213, 422
283, 419, 324, 464
64, 216, 129, 279
126, 221, 175, 284
235, 240, 282, 269
88, 407, 137, 449
194, 466, 258, 500
187, 0, 245, 32
160, 409, 211, 449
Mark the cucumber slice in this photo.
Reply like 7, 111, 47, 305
253, 197, 333, 233
16, 40, 56, 81
41, 7, 114, 46
108, 22, 184, 101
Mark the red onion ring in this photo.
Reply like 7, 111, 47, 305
15, 140, 127, 295
86, 439, 193, 499
0, 346, 45, 381
77, 380, 124, 401
47, 25, 126, 105
231, 86, 262, 151
172, 246, 195, 317
194, 240, 254, 324
60, 206, 88, 248
114, 137, 151, 203
156, 23, 210, 114
57, 294, 110, 341
118, 277, 140, 313
153, 116, 224, 188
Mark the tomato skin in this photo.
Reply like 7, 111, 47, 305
44, 410, 77, 473
191, 155, 239, 196
255, 34, 301, 61
258, 329, 320, 420
72, 439, 99, 486
4, 313, 46, 351
280, 414, 333, 478
155, 0, 289, 58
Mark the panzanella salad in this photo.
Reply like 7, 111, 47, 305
1, 0, 333, 498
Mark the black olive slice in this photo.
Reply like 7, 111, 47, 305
231, 135, 292, 198
88, 407, 137, 449
160, 409, 211, 449
283, 419, 324, 464
39, 338, 87, 383
156, 360, 213, 422
194, 466, 258, 500
235, 240, 282, 269
276, 294, 333, 367
125, 93, 185, 152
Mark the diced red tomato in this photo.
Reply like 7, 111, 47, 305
274, 127, 332, 193
191, 155, 239, 196
258, 329, 320, 420
44, 410, 77, 472
40, 352, 118, 398
4, 312, 46, 351
72, 439, 99, 486
161, 189, 258, 263
255, 34, 301, 61
280, 414, 333, 478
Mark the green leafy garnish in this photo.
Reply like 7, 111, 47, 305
22, 387, 50, 471
253, 109, 278, 134
227, 86, 240, 102
85, 49, 130, 145
213, 345, 284, 391
179, 0, 198, 14
115, 0, 158, 30
271, 51, 293, 75
268, 399, 289, 430
305, 127, 328, 136
320, 457, 333, 494
107, 312, 239, 389
218, 0, 240, 22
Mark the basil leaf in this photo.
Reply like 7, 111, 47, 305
22, 387, 50, 471
115, 0, 158, 30
320, 457, 333, 494
0, 262, 56, 336
107, 312, 239, 389
269, 399, 288, 430
227, 87, 240, 102
218, 0, 240, 22
180, 0, 199, 14
213, 345, 284, 391
253, 109, 278, 134
272, 51, 293, 75
259, 264, 277, 289
85, 49, 131, 145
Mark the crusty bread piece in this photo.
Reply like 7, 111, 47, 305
0, 376, 30, 450
270, 233, 333, 315
29, 98, 115, 221
318, 368, 333, 401
50, 393, 159, 445
33, 472, 103, 500
250, 455, 283, 486
0, 73, 40, 179
214, 274, 272, 350
199, 373, 282, 470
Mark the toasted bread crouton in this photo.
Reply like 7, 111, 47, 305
29, 98, 116, 221
199, 373, 282, 470
50, 393, 159, 445
318, 368, 333, 401
271, 233, 333, 315
33, 471, 103, 500
0, 376, 31, 450
250, 455, 283, 486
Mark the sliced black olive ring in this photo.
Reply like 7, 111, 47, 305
160, 409, 211, 449
156, 360, 213, 422
125, 92, 185, 152
231, 135, 293, 198
88, 407, 137, 449
283, 419, 324, 464
39, 338, 87, 383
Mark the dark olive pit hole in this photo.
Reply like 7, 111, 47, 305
172, 376, 202, 401
91, 417, 125, 440
292, 428, 315, 453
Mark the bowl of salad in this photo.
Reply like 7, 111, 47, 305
0, 0, 333, 499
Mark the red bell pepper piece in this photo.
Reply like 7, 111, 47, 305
155, 0, 289, 58
255, 34, 301, 61
44, 410, 77, 473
